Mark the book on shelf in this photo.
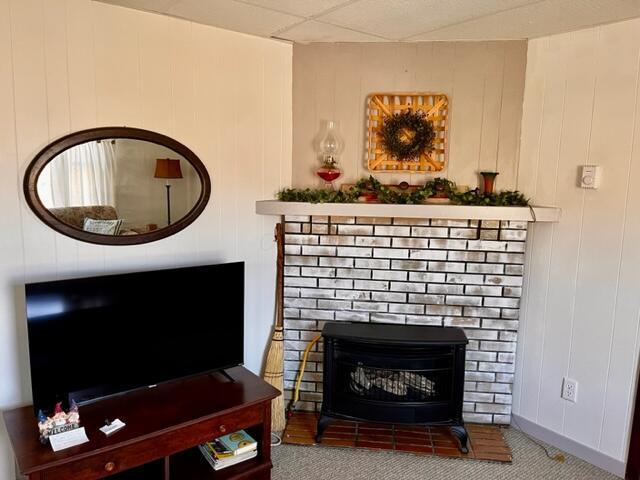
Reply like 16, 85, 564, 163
198, 430, 258, 471
204, 438, 235, 460
217, 430, 258, 456
198, 445, 257, 471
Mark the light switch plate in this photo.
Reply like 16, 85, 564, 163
580, 165, 601, 189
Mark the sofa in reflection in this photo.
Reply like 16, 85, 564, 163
49, 205, 157, 235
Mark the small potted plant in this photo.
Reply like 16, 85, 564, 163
423, 178, 456, 204
357, 177, 379, 202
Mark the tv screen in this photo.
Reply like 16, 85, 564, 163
25, 262, 244, 413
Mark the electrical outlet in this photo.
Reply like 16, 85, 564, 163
562, 377, 578, 403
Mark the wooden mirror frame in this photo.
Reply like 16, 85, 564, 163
24, 127, 211, 246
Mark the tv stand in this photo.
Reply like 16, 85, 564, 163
2, 366, 279, 480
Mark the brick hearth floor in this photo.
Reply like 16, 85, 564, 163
283, 412, 512, 463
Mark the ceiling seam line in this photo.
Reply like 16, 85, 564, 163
273, 17, 391, 41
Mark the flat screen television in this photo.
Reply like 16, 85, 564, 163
25, 262, 244, 414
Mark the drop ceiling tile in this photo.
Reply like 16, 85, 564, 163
95, 0, 640, 42
166, 0, 303, 37
278, 20, 386, 42
98, 0, 181, 13
316, 0, 540, 40
238, 0, 355, 18
407, 0, 640, 40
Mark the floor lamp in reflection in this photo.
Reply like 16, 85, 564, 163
154, 158, 183, 226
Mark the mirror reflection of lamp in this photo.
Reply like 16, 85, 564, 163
154, 158, 183, 226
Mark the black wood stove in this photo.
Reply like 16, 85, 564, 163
316, 322, 469, 452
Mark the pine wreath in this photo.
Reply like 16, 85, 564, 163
380, 109, 436, 161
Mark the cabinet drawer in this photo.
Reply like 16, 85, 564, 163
42, 447, 150, 480
42, 404, 263, 480
160, 403, 264, 452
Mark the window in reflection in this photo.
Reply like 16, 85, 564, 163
36, 139, 201, 236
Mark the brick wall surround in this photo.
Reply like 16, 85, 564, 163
282, 215, 528, 425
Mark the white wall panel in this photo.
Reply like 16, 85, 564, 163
515, 18, 640, 464
0, 0, 24, 477
292, 41, 527, 190
0, 2, 292, 479
535, 27, 597, 434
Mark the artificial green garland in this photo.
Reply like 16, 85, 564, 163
449, 189, 529, 206
380, 109, 436, 161
277, 176, 529, 206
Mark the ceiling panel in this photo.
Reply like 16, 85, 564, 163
96, 0, 640, 42
238, 0, 355, 18
316, 0, 541, 40
99, 0, 181, 13
278, 20, 386, 43
166, 0, 303, 37
406, 0, 640, 41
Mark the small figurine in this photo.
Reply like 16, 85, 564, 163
37, 401, 81, 444
67, 400, 80, 424
38, 412, 53, 444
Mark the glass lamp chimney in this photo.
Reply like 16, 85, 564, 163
319, 121, 344, 166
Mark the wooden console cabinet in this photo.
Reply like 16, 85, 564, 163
2, 366, 280, 480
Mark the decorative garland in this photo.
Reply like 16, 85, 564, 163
449, 189, 529, 206
277, 176, 529, 206
277, 188, 353, 204
380, 109, 436, 161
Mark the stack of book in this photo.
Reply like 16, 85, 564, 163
198, 429, 258, 471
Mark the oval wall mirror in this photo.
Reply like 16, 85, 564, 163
24, 127, 211, 245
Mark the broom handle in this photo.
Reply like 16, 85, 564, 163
275, 220, 284, 329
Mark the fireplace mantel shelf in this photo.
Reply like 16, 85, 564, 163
256, 200, 561, 222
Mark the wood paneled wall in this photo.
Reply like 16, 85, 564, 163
292, 41, 527, 189
515, 18, 640, 465
0, 1, 291, 478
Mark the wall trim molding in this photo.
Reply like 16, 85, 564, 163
512, 414, 626, 478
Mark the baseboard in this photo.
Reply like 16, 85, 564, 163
511, 414, 626, 478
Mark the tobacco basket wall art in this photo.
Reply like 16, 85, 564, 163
366, 93, 449, 173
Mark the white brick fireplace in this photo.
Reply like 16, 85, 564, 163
256, 202, 561, 425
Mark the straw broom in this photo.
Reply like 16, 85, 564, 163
263, 220, 286, 433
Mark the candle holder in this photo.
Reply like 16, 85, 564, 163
480, 171, 499, 194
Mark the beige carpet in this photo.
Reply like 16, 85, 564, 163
272, 427, 617, 479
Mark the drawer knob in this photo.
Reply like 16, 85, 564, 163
219, 425, 227, 433
104, 462, 116, 472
